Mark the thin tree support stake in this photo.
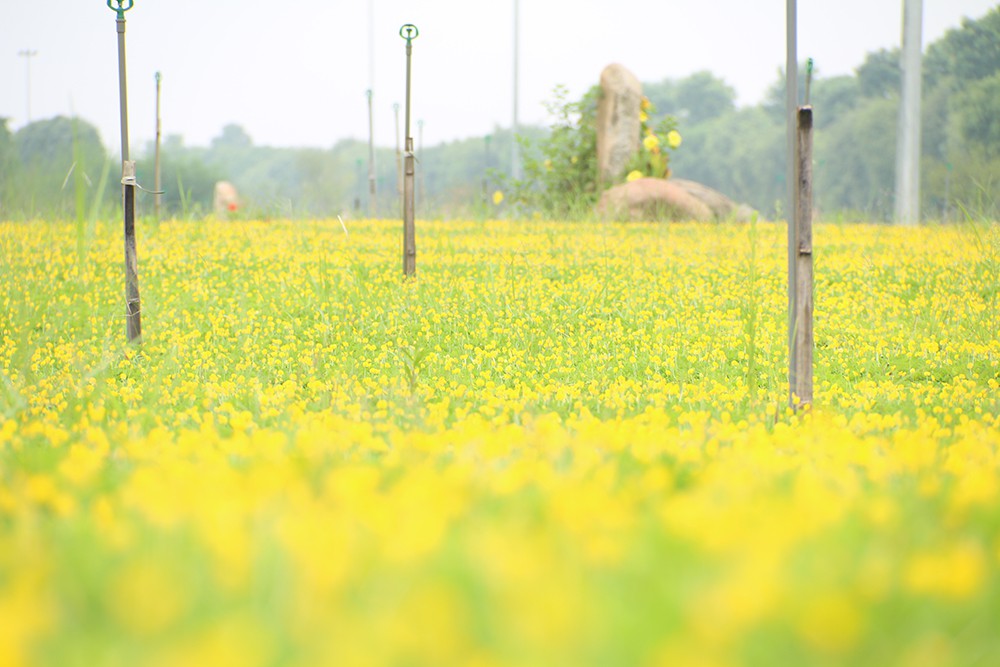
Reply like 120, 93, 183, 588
110, 0, 141, 343
400, 24, 418, 277
792, 105, 814, 408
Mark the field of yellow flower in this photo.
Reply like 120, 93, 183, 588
1, 216, 998, 666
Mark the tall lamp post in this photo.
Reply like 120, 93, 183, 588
895, 0, 923, 225
18, 49, 38, 123
511, 0, 520, 181
786, 0, 798, 406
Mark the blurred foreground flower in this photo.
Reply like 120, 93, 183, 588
626, 170, 644, 183
667, 130, 683, 149
492, 190, 504, 205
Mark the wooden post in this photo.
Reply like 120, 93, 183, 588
792, 105, 813, 407
123, 160, 142, 342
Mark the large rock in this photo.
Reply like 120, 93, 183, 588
213, 181, 240, 215
596, 64, 642, 185
596, 177, 713, 221
670, 179, 757, 221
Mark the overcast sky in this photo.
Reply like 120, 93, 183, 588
1, 1, 995, 154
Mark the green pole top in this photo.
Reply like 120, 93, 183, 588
108, 0, 134, 19
399, 24, 419, 45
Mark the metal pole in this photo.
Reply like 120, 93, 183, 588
400, 24, 418, 277
511, 0, 520, 180
484, 134, 492, 202
367, 89, 376, 218
154, 71, 162, 221
394, 102, 402, 200
895, 0, 923, 225
786, 0, 798, 406
18, 49, 38, 123
417, 119, 424, 210
110, 0, 141, 343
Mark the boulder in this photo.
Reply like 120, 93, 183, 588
596, 64, 643, 185
596, 177, 713, 222
670, 179, 757, 221
213, 181, 240, 215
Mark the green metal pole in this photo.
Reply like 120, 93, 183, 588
109, 0, 141, 343
400, 24, 418, 277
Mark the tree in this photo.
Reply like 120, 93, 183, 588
503, 85, 601, 218
815, 97, 898, 218
856, 49, 900, 99
809, 75, 860, 129
670, 106, 785, 216
644, 72, 736, 124
951, 72, 1000, 161
211, 124, 253, 150
0, 118, 23, 216
10, 116, 110, 219
925, 7, 1000, 87
676, 71, 736, 122
15, 116, 105, 168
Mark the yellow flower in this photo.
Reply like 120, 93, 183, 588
667, 130, 683, 149
642, 134, 660, 152
639, 110, 649, 123
626, 170, 644, 182
640, 96, 652, 112
492, 190, 504, 205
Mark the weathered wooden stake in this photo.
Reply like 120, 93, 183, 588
400, 24, 418, 277
791, 105, 814, 407
154, 71, 162, 221
110, 0, 141, 343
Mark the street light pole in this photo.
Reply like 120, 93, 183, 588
895, 0, 923, 225
786, 0, 799, 406
511, 0, 520, 181
18, 49, 38, 123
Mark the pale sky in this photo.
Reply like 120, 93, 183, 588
1, 1, 995, 154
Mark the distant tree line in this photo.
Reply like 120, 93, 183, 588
1, 6, 996, 221
661, 6, 1000, 220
